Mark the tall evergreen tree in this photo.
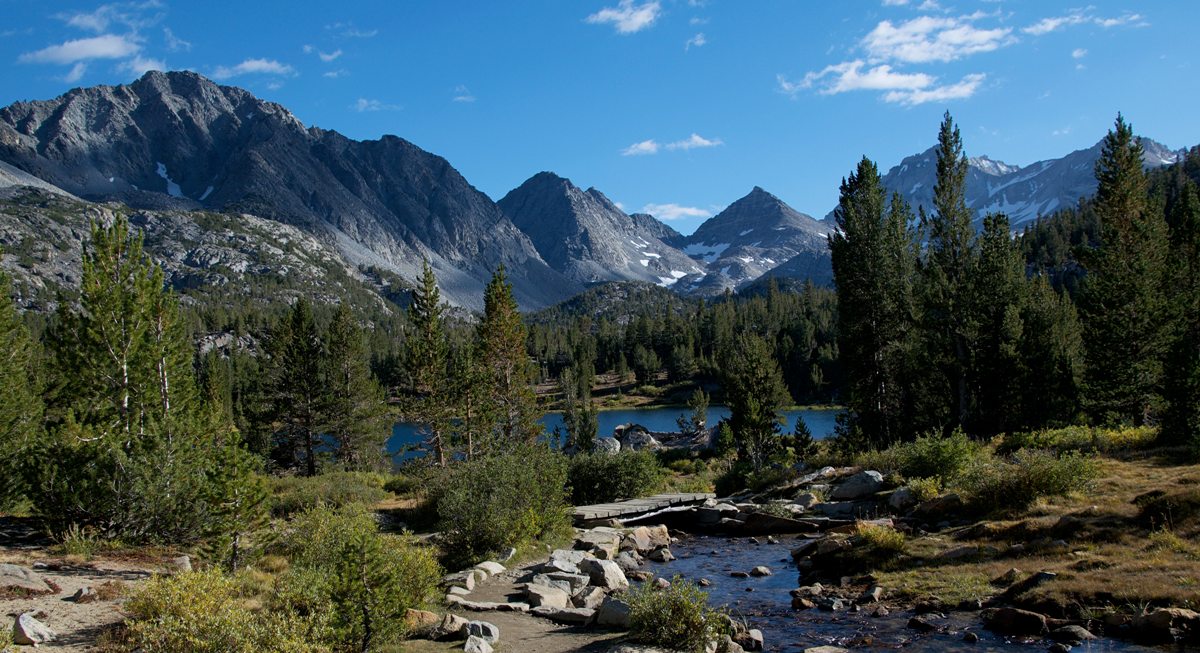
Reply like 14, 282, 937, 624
1161, 169, 1200, 446
1078, 114, 1170, 425
267, 298, 324, 475
476, 265, 539, 449
829, 157, 916, 447
323, 304, 390, 470
917, 111, 978, 433
1019, 276, 1084, 428
722, 333, 792, 471
560, 365, 598, 452
405, 260, 451, 465
0, 254, 42, 509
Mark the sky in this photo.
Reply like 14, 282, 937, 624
0, 1, 1196, 235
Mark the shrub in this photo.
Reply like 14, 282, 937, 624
999, 425, 1157, 455
960, 450, 1098, 512
432, 444, 571, 567
269, 471, 390, 517
628, 577, 729, 653
905, 477, 942, 503
124, 569, 326, 653
568, 450, 664, 505
894, 429, 983, 484
856, 521, 905, 553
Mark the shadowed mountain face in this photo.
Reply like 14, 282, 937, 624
499, 172, 703, 288
0, 70, 578, 310
867, 138, 1185, 228
680, 186, 832, 295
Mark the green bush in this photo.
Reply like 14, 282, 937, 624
999, 425, 1158, 455
895, 429, 983, 484
124, 569, 327, 653
568, 450, 664, 505
269, 471, 390, 517
961, 450, 1098, 512
856, 521, 906, 553
432, 444, 571, 567
628, 576, 729, 653
905, 477, 942, 503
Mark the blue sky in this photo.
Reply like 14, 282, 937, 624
1, 1, 1196, 234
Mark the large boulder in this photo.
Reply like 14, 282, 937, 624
580, 558, 630, 591
574, 586, 608, 609
13, 612, 56, 646
620, 427, 661, 452
913, 493, 965, 520
464, 635, 494, 653
1134, 607, 1200, 642
403, 609, 442, 638
576, 530, 623, 559
434, 613, 470, 641
887, 487, 918, 511
829, 471, 884, 500
982, 607, 1049, 636
475, 561, 506, 577
0, 564, 53, 594
526, 584, 571, 609
596, 596, 632, 628
467, 620, 500, 643
594, 437, 621, 455
532, 606, 596, 625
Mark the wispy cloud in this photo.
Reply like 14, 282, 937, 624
319, 49, 343, 62
863, 15, 1015, 64
326, 21, 378, 38
882, 0, 909, 5
1023, 10, 1146, 36
353, 98, 401, 112
784, 59, 984, 106
58, 2, 163, 34
685, 32, 706, 51
212, 58, 296, 80
1072, 48, 1087, 59
622, 139, 660, 156
63, 62, 87, 84
641, 203, 712, 221
119, 54, 165, 76
884, 73, 985, 106
586, 0, 662, 34
452, 85, 476, 103
18, 34, 140, 64
323, 69, 348, 79
163, 27, 190, 52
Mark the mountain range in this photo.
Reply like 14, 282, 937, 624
0, 70, 1188, 312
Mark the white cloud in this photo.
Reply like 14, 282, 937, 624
800, 60, 933, 94
776, 74, 805, 98
1023, 11, 1146, 36
1053, 126, 1071, 136
622, 139, 660, 156
917, 0, 941, 11
326, 22, 378, 38
63, 62, 87, 83
452, 85, 476, 103
882, 0, 909, 5
323, 69, 348, 78
212, 58, 296, 80
666, 133, 722, 151
1072, 48, 1087, 59
319, 49, 343, 62
883, 73, 985, 105
353, 98, 401, 112
641, 203, 712, 221
18, 34, 140, 64
163, 27, 190, 52
863, 15, 1015, 64
586, 0, 662, 34
120, 55, 165, 77
689, 17, 708, 26
685, 32, 706, 51
60, 3, 162, 33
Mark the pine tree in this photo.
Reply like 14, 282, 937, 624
0, 254, 42, 509
829, 157, 916, 447
917, 111, 978, 433
1162, 169, 1200, 446
476, 265, 539, 450
405, 260, 451, 465
266, 298, 324, 475
560, 366, 598, 452
722, 333, 792, 471
1019, 276, 1084, 428
323, 304, 390, 470
1078, 114, 1170, 425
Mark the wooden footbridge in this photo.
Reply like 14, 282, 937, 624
572, 492, 715, 524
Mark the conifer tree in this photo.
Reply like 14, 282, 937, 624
1019, 276, 1084, 428
0, 255, 42, 509
476, 265, 539, 449
266, 298, 324, 475
446, 341, 487, 460
560, 365, 598, 452
722, 332, 791, 471
968, 212, 1027, 435
917, 111, 978, 432
1078, 114, 1170, 425
405, 260, 451, 465
1162, 170, 1200, 446
829, 157, 916, 447
323, 304, 390, 470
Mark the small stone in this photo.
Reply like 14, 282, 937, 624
648, 547, 675, 563
628, 570, 654, 582
750, 566, 772, 577
730, 571, 750, 578
172, 555, 192, 572
872, 606, 890, 618
699, 577, 711, 587
654, 577, 671, 589
792, 597, 815, 610
1049, 625, 1096, 644
736, 628, 765, 651
595, 597, 632, 628
856, 585, 883, 604
448, 585, 471, 596
464, 635, 493, 653
963, 631, 980, 643
0, 564, 53, 594
71, 586, 98, 603
991, 568, 1022, 586
466, 620, 500, 643
908, 616, 938, 633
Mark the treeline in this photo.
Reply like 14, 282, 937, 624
832, 112, 1200, 452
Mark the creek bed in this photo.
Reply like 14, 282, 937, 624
644, 534, 1166, 652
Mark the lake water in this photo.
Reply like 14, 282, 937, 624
387, 405, 841, 461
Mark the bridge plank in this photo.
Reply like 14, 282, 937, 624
573, 492, 715, 522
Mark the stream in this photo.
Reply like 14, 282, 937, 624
645, 534, 1167, 652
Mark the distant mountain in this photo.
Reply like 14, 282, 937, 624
679, 187, 831, 295
498, 172, 703, 287
862, 137, 1186, 227
0, 70, 578, 310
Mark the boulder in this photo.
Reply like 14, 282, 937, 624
71, 586, 99, 603
0, 564, 53, 594
794, 493, 822, 509
573, 586, 608, 609
991, 568, 1022, 586
527, 584, 571, 609
532, 606, 596, 625
829, 470, 884, 500
475, 561, 506, 577
445, 596, 530, 612
856, 585, 883, 604
403, 609, 442, 638
448, 586, 471, 596
621, 428, 660, 452
653, 577, 671, 589
749, 566, 772, 577
172, 555, 193, 572
544, 571, 590, 592
580, 558, 630, 591
1134, 607, 1200, 641
443, 570, 476, 592
736, 628, 764, 651
648, 547, 674, 562
434, 613, 470, 640
615, 551, 643, 572
13, 612, 56, 646
719, 634, 747, 653
596, 596, 633, 628
982, 607, 1049, 636
913, 493, 965, 520
530, 574, 573, 595
888, 487, 918, 510
907, 616, 939, 633
467, 620, 500, 643
627, 526, 670, 552
577, 530, 622, 559
594, 437, 621, 454
1049, 625, 1097, 644
464, 635, 494, 653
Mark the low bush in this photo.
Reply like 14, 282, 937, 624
856, 521, 906, 553
895, 429, 984, 484
960, 450, 1098, 512
999, 425, 1158, 455
269, 471, 390, 517
905, 477, 943, 503
432, 444, 571, 567
628, 576, 729, 653
568, 450, 664, 505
